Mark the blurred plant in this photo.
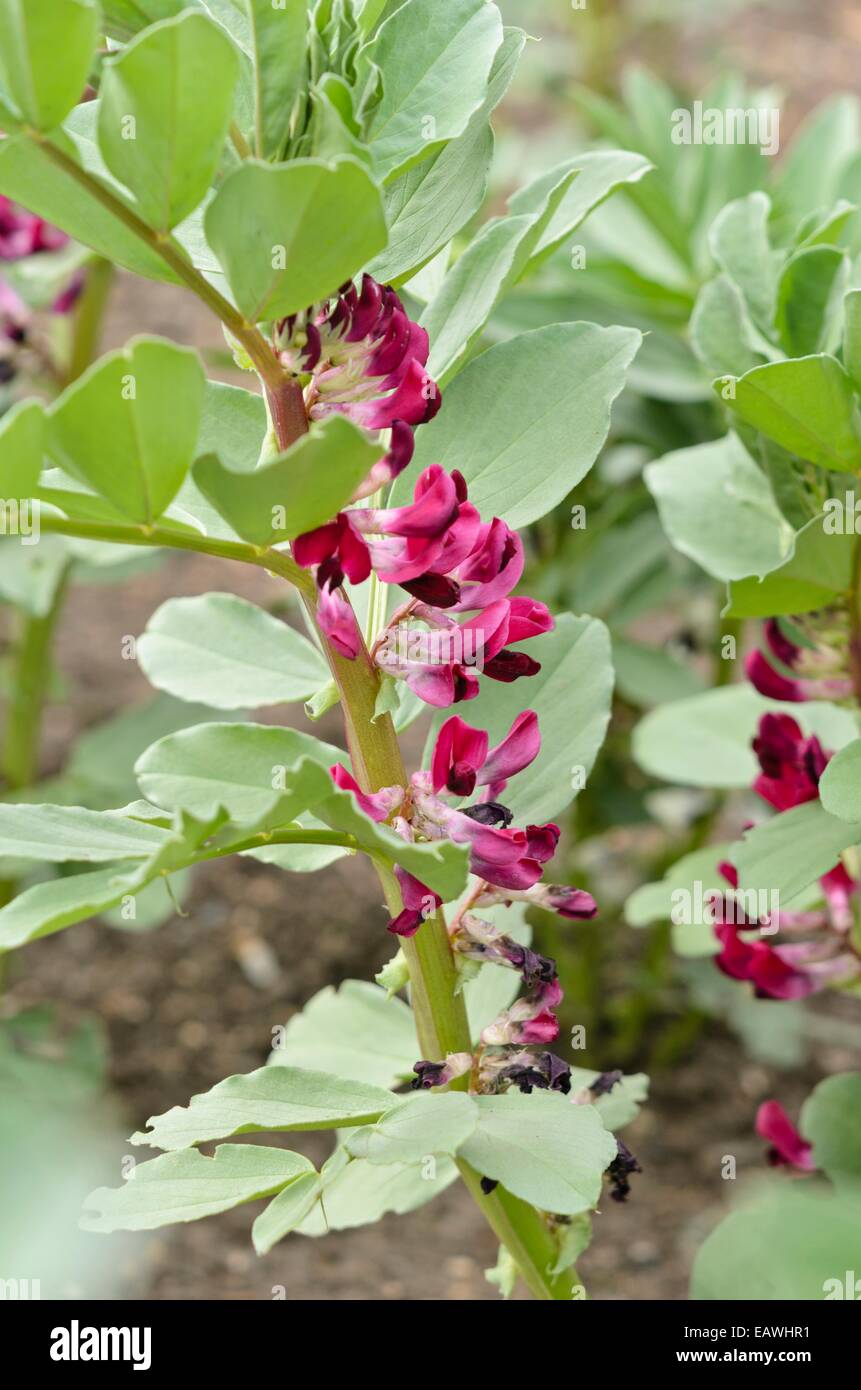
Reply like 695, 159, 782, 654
620, 89, 861, 1295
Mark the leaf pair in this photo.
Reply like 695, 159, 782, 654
83, 1064, 619, 1248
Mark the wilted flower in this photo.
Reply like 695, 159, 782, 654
480, 977, 563, 1045
606, 1139, 642, 1202
411, 1052, 472, 1090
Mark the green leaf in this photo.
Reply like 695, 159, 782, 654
568, 1069, 650, 1132
251, 1171, 322, 1255
775, 246, 847, 357
345, 1091, 477, 1165
0, 804, 169, 863
842, 289, 861, 391
720, 355, 861, 474
366, 0, 503, 180
81, 1144, 315, 1233
405, 323, 640, 528
269, 980, 417, 1090
0, 866, 138, 950
0, 536, 70, 618
425, 613, 613, 824
458, 1091, 616, 1216
98, 12, 239, 232
138, 593, 329, 709
297, 1149, 458, 1235
366, 28, 524, 286
0, 127, 180, 285
633, 685, 858, 788
625, 843, 733, 957
48, 337, 205, 524
506, 149, 652, 272
645, 433, 794, 582
708, 192, 776, 335
205, 156, 388, 322
735, 799, 861, 904
101, 1, 186, 41
0, 0, 98, 131
134, 721, 342, 823
770, 94, 861, 241
690, 274, 763, 381
0, 399, 45, 499
131, 1066, 397, 1151
422, 166, 580, 383
802, 1073, 861, 1190
246, 0, 308, 160
193, 414, 381, 545
196, 380, 267, 473
818, 738, 861, 822
612, 638, 707, 708
726, 512, 855, 618
58, 692, 241, 809
691, 1184, 861, 1299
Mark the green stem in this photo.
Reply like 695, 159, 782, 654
2, 562, 71, 791
65, 256, 113, 385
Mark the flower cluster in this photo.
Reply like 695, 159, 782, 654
711, 714, 860, 999
297, 274, 633, 1201
289, 275, 550, 705
333, 710, 605, 1116
276, 273, 439, 492
0, 197, 81, 382
745, 617, 852, 704
334, 710, 598, 936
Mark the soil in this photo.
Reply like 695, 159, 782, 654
4, 0, 861, 1302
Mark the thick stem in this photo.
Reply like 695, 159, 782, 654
265, 380, 313, 460
2, 562, 71, 790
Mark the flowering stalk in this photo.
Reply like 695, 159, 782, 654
267, 372, 579, 1301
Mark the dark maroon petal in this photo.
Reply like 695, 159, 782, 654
383, 419, 415, 478
301, 321, 322, 369
387, 909, 424, 937
484, 650, 541, 682
525, 823, 560, 863
345, 274, 384, 342
411, 1060, 448, 1089
399, 572, 461, 607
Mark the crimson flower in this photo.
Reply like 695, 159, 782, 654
746, 618, 852, 703
276, 274, 440, 496
755, 1100, 815, 1172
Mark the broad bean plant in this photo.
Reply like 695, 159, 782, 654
0, 0, 659, 1299
626, 98, 861, 1297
